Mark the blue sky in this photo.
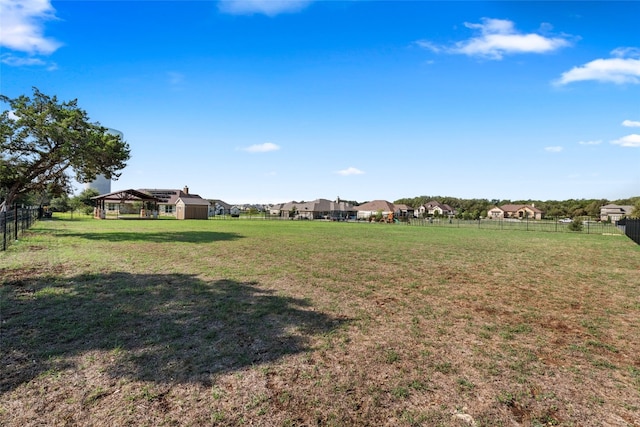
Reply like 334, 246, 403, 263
1, 0, 639, 204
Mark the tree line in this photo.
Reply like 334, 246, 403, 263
392, 196, 640, 220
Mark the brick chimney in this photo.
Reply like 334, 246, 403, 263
183, 185, 189, 194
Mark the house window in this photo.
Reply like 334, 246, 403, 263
164, 205, 174, 214
107, 203, 117, 211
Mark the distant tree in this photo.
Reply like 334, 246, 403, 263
75, 188, 99, 207
67, 188, 99, 216
247, 207, 258, 218
0, 88, 130, 207
631, 200, 640, 219
50, 193, 70, 212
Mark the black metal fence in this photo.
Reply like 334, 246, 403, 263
618, 218, 640, 245
1, 206, 41, 251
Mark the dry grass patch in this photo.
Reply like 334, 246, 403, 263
1, 218, 639, 426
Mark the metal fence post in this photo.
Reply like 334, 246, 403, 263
2, 210, 6, 251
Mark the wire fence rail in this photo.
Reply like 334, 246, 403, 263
406, 217, 625, 235
1, 206, 42, 251
211, 213, 626, 236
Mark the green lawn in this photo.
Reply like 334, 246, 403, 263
1, 217, 639, 426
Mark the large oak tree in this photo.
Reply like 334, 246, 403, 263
1, 88, 130, 208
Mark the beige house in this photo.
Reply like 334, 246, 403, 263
488, 204, 544, 220
356, 200, 396, 220
416, 200, 455, 218
600, 204, 634, 222
140, 186, 210, 219
273, 198, 356, 220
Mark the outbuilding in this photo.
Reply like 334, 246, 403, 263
176, 196, 210, 220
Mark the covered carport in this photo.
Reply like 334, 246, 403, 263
91, 189, 160, 219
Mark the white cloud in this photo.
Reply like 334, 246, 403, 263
242, 142, 281, 153
622, 120, 640, 128
167, 72, 185, 86
414, 40, 441, 53
336, 167, 364, 176
218, 0, 313, 16
556, 48, 640, 85
0, 0, 61, 54
611, 134, 640, 148
418, 18, 571, 60
1, 53, 45, 66
611, 47, 640, 59
578, 140, 602, 146
544, 146, 563, 153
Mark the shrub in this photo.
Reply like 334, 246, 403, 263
568, 219, 583, 232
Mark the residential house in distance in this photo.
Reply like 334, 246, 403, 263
487, 204, 544, 220
600, 204, 634, 222
356, 200, 396, 220
140, 186, 210, 219
208, 199, 232, 216
273, 198, 357, 220
416, 200, 456, 218
393, 204, 415, 220
354, 200, 414, 221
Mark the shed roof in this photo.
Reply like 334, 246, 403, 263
176, 196, 211, 206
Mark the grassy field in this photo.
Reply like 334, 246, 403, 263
1, 216, 639, 426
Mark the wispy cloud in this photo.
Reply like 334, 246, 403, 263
336, 167, 364, 176
556, 47, 640, 85
0, 0, 61, 54
544, 146, 563, 153
167, 72, 185, 86
1, 54, 46, 66
218, 0, 313, 16
611, 134, 640, 148
242, 142, 281, 153
578, 140, 602, 146
622, 119, 640, 128
416, 18, 571, 60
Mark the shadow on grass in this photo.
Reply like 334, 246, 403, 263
1, 272, 348, 392
52, 231, 243, 243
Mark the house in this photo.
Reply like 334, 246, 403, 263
393, 204, 414, 219
600, 204, 634, 222
273, 198, 357, 220
488, 204, 544, 220
416, 201, 455, 218
208, 199, 232, 216
356, 200, 396, 220
140, 186, 209, 219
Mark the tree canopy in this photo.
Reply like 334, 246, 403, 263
1, 88, 130, 207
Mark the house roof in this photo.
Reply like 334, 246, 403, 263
139, 188, 204, 205
177, 196, 210, 206
280, 198, 356, 212
91, 189, 161, 203
424, 200, 454, 211
499, 204, 543, 213
356, 200, 396, 212
601, 204, 633, 213
394, 204, 413, 211
209, 199, 232, 209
